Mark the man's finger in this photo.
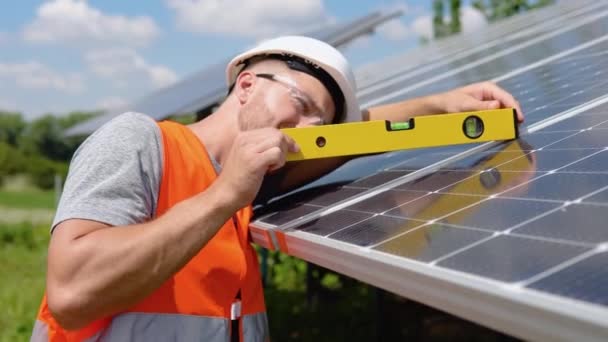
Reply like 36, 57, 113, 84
486, 100, 501, 109
482, 83, 524, 122
460, 97, 495, 111
283, 134, 300, 153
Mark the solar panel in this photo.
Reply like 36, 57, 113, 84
357, 0, 602, 89
364, 9, 608, 108
250, 3, 608, 340
359, 2, 608, 102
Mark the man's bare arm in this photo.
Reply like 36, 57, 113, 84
47, 181, 237, 330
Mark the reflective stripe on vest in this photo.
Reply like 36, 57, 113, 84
31, 321, 47, 341
242, 313, 270, 342
31, 320, 102, 342
32, 313, 268, 342
100, 313, 229, 341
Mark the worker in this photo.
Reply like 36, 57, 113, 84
31, 35, 523, 341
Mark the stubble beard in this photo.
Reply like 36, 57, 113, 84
238, 96, 275, 131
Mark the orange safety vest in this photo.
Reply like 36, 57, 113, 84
32, 120, 269, 341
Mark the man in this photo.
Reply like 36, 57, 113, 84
32, 36, 523, 341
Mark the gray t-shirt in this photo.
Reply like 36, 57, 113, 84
52, 112, 165, 230
53, 112, 281, 231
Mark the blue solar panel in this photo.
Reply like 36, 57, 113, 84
252, 6, 608, 340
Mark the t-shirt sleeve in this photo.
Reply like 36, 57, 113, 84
51, 112, 163, 231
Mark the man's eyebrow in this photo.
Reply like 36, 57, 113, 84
274, 73, 326, 114
295, 85, 325, 113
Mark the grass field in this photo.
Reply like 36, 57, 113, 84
0, 190, 55, 210
0, 177, 52, 342
0, 222, 49, 342
0, 176, 56, 225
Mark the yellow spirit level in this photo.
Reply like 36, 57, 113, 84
281, 108, 519, 161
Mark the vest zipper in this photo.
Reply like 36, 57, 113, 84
231, 290, 242, 342
231, 215, 245, 342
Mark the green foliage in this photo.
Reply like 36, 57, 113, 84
0, 143, 27, 186
19, 111, 98, 162
264, 253, 376, 341
25, 156, 67, 190
0, 222, 49, 342
433, 0, 447, 38
267, 251, 307, 291
0, 221, 48, 250
0, 112, 26, 147
450, 0, 462, 34
166, 113, 197, 125
434, 0, 555, 39
472, 0, 555, 22
433, 0, 463, 39
0, 142, 68, 191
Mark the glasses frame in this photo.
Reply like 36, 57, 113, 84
255, 73, 328, 126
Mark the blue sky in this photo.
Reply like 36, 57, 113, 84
0, 0, 485, 119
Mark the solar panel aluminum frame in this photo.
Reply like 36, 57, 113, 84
275, 229, 608, 342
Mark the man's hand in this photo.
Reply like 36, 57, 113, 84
364, 81, 524, 124
435, 81, 524, 123
215, 128, 299, 211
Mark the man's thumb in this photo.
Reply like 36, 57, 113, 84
462, 98, 500, 111
485, 100, 501, 109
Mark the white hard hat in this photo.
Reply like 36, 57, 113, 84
226, 35, 360, 123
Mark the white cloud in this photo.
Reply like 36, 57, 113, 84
166, 0, 329, 38
348, 35, 372, 49
23, 0, 160, 47
377, 19, 411, 41
0, 61, 85, 93
411, 6, 487, 41
412, 15, 433, 41
85, 48, 178, 89
461, 6, 487, 33
96, 96, 129, 110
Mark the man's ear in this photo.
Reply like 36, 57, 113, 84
234, 71, 256, 104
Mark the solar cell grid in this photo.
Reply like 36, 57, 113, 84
327, 214, 424, 247
359, 3, 608, 103
374, 224, 492, 262
357, 1, 603, 90
529, 251, 608, 307
435, 235, 591, 283
381, 15, 608, 106
514, 204, 608, 243
585, 187, 608, 203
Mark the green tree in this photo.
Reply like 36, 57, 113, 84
434, 0, 555, 39
433, 0, 463, 39
433, 0, 447, 39
19, 111, 99, 162
472, 0, 554, 22
450, 0, 462, 36
0, 142, 27, 186
0, 111, 26, 147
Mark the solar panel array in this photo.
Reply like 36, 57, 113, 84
251, 2, 608, 341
